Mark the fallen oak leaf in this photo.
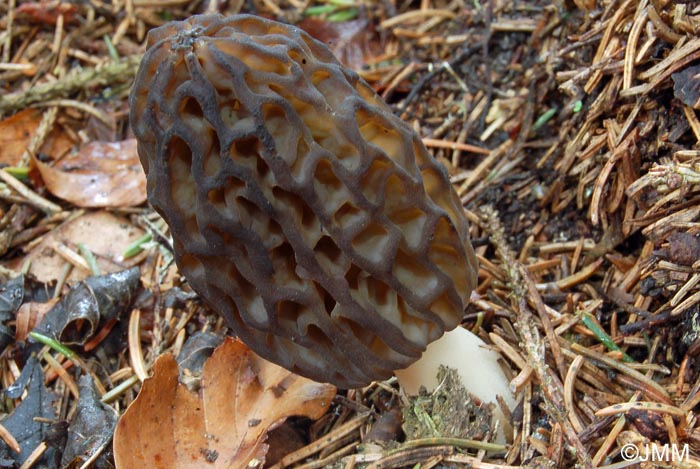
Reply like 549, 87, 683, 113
31, 138, 146, 207
113, 337, 336, 468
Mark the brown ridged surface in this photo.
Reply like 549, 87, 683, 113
130, 14, 478, 388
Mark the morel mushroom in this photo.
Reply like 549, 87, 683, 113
130, 14, 479, 388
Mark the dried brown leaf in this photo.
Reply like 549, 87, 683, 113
298, 18, 382, 71
673, 64, 700, 110
0, 109, 73, 166
32, 139, 146, 207
7, 210, 144, 283
16, 1, 80, 25
113, 337, 336, 468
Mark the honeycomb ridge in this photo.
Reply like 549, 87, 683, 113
130, 14, 478, 388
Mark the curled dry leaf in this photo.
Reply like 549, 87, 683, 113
113, 337, 336, 468
32, 138, 147, 207
32, 267, 140, 347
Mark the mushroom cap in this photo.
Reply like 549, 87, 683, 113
130, 14, 478, 388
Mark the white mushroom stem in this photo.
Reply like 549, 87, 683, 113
394, 327, 516, 443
